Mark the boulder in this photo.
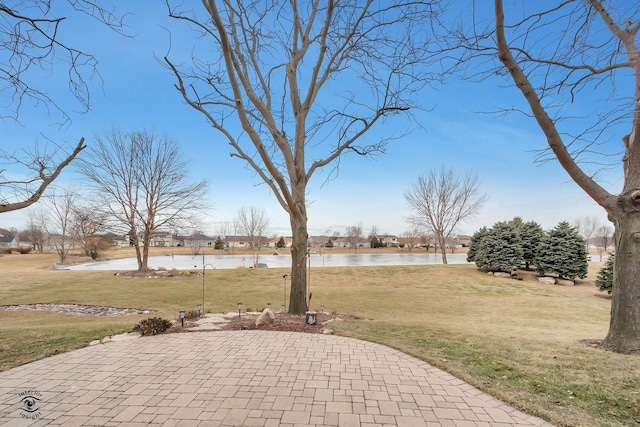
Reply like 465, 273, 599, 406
555, 278, 576, 286
494, 272, 511, 278
537, 276, 556, 285
255, 308, 275, 327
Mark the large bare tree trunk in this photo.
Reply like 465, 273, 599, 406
493, 0, 640, 353
166, 1, 438, 314
604, 199, 640, 354
289, 211, 308, 314
439, 237, 448, 265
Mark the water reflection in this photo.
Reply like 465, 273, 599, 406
65, 252, 471, 271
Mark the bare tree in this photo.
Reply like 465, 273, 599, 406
163, 0, 440, 314
402, 227, 421, 252
405, 167, 486, 264
345, 223, 363, 251
234, 206, 271, 267
0, 2, 126, 213
215, 221, 232, 253
42, 187, 77, 264
574, 215, 601, 252
72, 204, 109, 259
1, 139, 85, 213
23, 210, 46, 253
420, 233, 434, 252
595, 225, 614, 261
492, 0, 640, 353
76, 129, 208, 271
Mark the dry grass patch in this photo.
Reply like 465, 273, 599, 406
0, 250, 637, 426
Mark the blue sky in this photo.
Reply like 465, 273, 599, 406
1, 2, 619, 237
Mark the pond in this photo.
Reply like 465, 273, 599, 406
64, 252, 471, 271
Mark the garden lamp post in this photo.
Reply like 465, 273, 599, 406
201, 253, 215, 316
282, 274, 288, 312
179, 310, 186, 327
237, 302, 243, 317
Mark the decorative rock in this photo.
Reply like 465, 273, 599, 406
90, 332, 140, 345
555, 278, 576, 286
0, 304, 151, 317
255, 308, 275, 327
322, 328, 334, 335
494, 272, 511, 278
537, 277, 556, 285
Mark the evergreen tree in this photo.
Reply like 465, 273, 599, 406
536, 221, 588, 279
474, 222, 523, 272
214, 236, 225, 250
595, 253, 614, 294
276, 236, 286, 249
507, 216, 524, 230
466, 226, 488, 263
325, 238, 334, 248
519, 221, 544, 270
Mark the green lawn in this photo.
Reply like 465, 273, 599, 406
0, 251, 637, 426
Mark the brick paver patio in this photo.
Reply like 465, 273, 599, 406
0, 331, 554, 426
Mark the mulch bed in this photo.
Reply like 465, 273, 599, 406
115, 270, 200, 278
217, 312, 355, 334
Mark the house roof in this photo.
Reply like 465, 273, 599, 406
225, 235, 268, 242
0, 228, 16, 243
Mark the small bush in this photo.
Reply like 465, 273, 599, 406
184, 309, 200, 320
133, 317, 172, 336
18, 247, 32, 254
595, 253, 614, 294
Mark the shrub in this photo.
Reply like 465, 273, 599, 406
466, 226, 488, 263
184, 309, 200, 320
474, 222, 523, 272
519, 221, 544, 269
536, 221, 588, 279
595, 253, 614, 294
133, 317, 172, 336
18, 247, 32, 254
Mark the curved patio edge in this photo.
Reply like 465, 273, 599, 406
0, 331, 554, 426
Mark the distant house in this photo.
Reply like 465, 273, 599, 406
333, 237, 368, 248
267, 236, 292, 248
456, 235, 472, 247
149, 231, 178, 247
182, 233, 216, 248
377, 234, 399, 247
226, 235, 269, 249
0, 228, 19, 248
103, 232, 128, 247
307, 235, 333, 248
397, 237, 423, 249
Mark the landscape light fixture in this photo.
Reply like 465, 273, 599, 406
197, 304, 202, 316
305, 311, 317, 325
179, 310, 186, 327
237, 302, 243, 317
321, 304, 324, 313
267, 303, 271, 310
